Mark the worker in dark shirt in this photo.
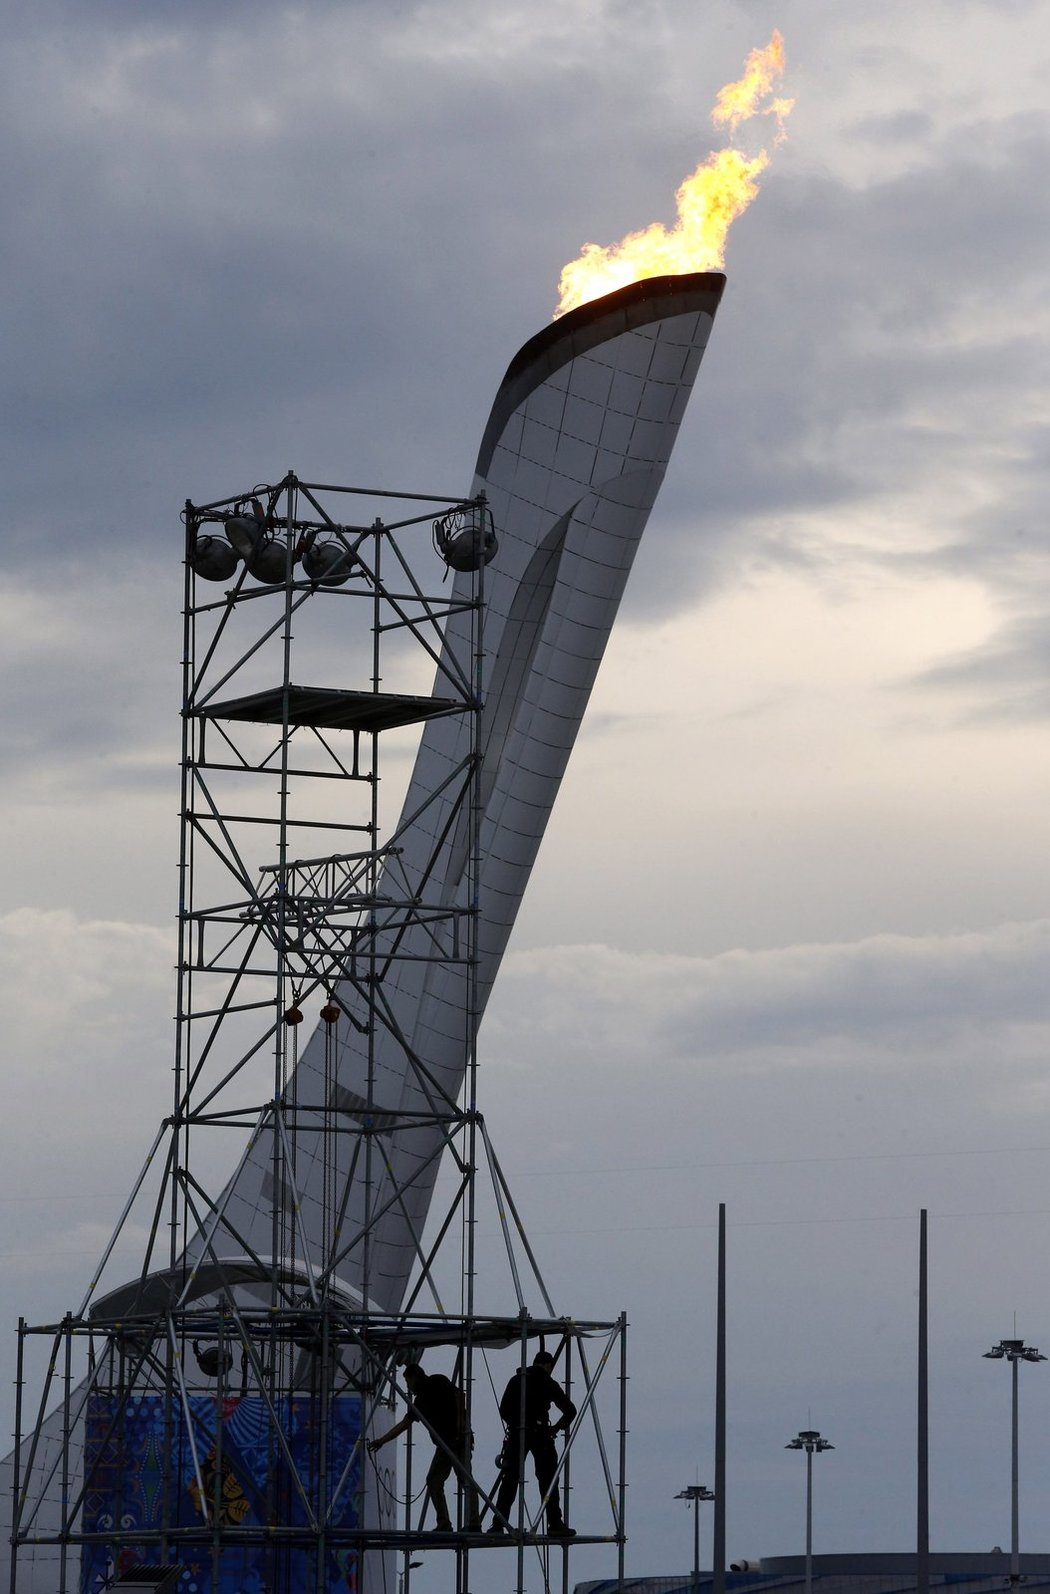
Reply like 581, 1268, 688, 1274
369, 1363, 480, 1533
489, 1349, 577, 1536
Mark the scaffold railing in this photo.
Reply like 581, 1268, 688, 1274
9, 471, 629, 1594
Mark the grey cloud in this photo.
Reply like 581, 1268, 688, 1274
5, 1, 1048, 653
912, 611, 1050, 721
848, 110, 936, 145
0, 565, 176, 779
2, 6, 666, 571
663, 922, 1050, 1055
501, 921, 1050, 1063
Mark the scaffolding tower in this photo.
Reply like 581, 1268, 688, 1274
10, 473, 627, 1594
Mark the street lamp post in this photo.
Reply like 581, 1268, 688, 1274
675, 1485, 715, 1591
785, 1430, 834, 1594
983, 1339, 1046, 1582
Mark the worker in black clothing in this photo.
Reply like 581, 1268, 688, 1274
489, 1349, 577, 1536
368, 1363, 480, 1533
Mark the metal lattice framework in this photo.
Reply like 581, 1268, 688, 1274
10, 473, 628, 1594
10, 271, 730, 1594
172, 476, 489, 1311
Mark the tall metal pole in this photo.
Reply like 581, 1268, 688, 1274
917, 1209, 929, 1594
1011, 1353, 1020, 1581
676, 1485, 714, 1591
982, 1336, 1045, 1582
805, 1447, 813, 1594
713, 1204, 726, 1594
786, 1429, 833, 1594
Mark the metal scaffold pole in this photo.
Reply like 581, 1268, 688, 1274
10, 474, 629, 1594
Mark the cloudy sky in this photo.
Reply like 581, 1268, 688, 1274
3, 0, 1050, 1584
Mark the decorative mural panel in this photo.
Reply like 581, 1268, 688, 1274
80, 1394, 362, 1594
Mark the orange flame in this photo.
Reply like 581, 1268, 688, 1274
712, 29, 792, 140
555, 30, 792, 317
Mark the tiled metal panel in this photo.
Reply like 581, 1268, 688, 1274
200, 272, 726, 1310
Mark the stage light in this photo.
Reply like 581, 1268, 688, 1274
224, 505, 290, 582
190, 533, 239, 582
247, 535, 290, 584
433, 504, 497, 572
303, 535, 353, 586
224, 514, 261, 559
193, 1340, 233, 1378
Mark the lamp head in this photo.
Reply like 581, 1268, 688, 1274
247, 534, 291, 584
433, 504, 497, 572
190, 532, 239, 582
985, 1340, 1046, 1363
302, 534, 354, 586
193, 1339, 233, 1378
787, 1429, 833, 1453
224, 514, 262, 559
224, 500, 291, 582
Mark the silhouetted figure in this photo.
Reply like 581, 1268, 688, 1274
369, 1363, 480, 1533
489, 1349, 577, 1536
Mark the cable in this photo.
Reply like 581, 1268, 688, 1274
366, 1445, 428, 1509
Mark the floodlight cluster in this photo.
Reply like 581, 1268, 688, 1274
189, 497, 498, 586
189, 499, 355, 587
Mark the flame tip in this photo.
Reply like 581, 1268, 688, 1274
554, 29, 792, 318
